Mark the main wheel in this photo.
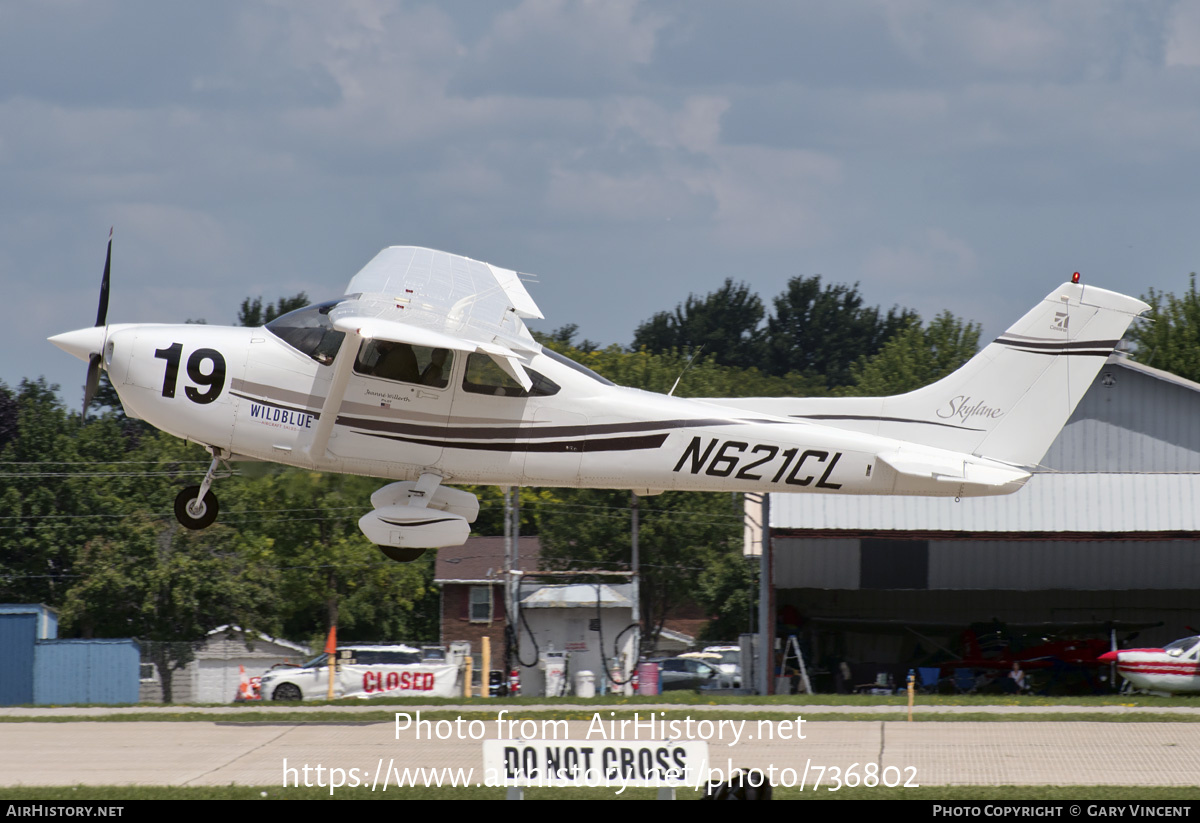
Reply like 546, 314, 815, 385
174, 485, 219, 530
272, 682, 302, 701
378, 546, 427, 562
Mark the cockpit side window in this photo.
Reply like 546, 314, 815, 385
265, 301, 346, 366
354, 340, 453, 388
462, 353, 560, 397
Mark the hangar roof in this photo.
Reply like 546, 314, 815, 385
770, 472, 1200, 536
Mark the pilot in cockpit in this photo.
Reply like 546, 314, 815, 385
371, 341, 421, 383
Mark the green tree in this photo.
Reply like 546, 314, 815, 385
695, 548, 758, 643
0, 379, 134, 606
765, 276, 918, 387
233, 468, 436, 643
535, 489, 743, 649
238, 293, 310, 327
1127, 274, 1200, 382
535, 324, 599, 354
843, 311, 981, 396
59, 515, 279, 702
460, 484, 557, 537
633, 280, 766, 371
542, 340, 823, 399
844, 311, 984, 398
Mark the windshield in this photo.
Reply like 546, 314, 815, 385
1164, 637, 1200, 656
266, 301, 346, 365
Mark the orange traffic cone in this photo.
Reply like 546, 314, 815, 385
236, 665, 258, 701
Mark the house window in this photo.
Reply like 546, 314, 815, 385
469, 586, 493, 623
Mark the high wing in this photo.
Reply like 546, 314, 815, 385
331, 246, 542, 388
305, 246, 545, 459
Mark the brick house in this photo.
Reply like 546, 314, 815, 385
434, 536, 541, 653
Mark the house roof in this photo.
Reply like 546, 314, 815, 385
434, 536, 541, 584
205, 625, 311, 655
519, 583, 631, 608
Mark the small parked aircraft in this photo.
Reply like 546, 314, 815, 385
1099, 636, 1200, 694
51, 241, 1149, 560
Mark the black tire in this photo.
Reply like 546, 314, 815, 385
378, 546, 427, 562
174, 485, 219, 530
272, 682, 302, 702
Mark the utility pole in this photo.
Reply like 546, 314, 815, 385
757, 493, 772, 695
631, 491, 641, 665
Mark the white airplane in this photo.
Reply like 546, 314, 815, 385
1099, 637, 1200, 694
51, 242, 1149, 561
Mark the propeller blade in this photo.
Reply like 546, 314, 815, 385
95, 228, 111, 327
83, 353, 102, 425
83, 229, 112, 424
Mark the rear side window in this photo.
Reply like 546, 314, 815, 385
462, 353, 559, 397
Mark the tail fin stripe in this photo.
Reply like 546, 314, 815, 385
994, 336, 1121, 351
791, 414, 984, 432
1001, 348, 1116, 357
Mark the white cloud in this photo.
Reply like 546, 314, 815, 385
462, 0, 665, 96
1165, 1, 1200, 67
862, 228, 979, 289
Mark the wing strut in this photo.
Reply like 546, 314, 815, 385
306, 329, 362, 463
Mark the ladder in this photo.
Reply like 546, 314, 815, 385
780, 634, 812, 694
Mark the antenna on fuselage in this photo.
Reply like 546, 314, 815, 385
667, 345, 705, 397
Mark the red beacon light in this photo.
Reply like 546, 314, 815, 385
1072, 272, 1081, 284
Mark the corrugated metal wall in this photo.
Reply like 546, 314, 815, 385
769, 358, 1200, 671
776, 537, 1200, 591
784, 588, 1196, 651
1043, 361, 1200, 472
33, 640, 140, 705
771, 358, 1200, 534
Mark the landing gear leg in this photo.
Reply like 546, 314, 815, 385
174, 450, 229, 530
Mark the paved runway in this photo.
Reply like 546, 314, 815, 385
1, 711, 1197, 789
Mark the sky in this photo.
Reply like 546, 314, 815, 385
5, 0, 1200, 406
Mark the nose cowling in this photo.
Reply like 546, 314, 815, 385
48, 326, 109, 363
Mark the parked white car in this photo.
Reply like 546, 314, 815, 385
701, 645, 743, 687
259, 644, 460, 700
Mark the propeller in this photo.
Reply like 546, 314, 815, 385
82, 229, 112, 424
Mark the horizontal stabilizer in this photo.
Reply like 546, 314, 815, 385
876, 451, 1030, 488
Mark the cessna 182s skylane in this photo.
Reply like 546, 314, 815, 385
50, 243, 1149, 561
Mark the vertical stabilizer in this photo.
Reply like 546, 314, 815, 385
710, 281, 1149, 468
